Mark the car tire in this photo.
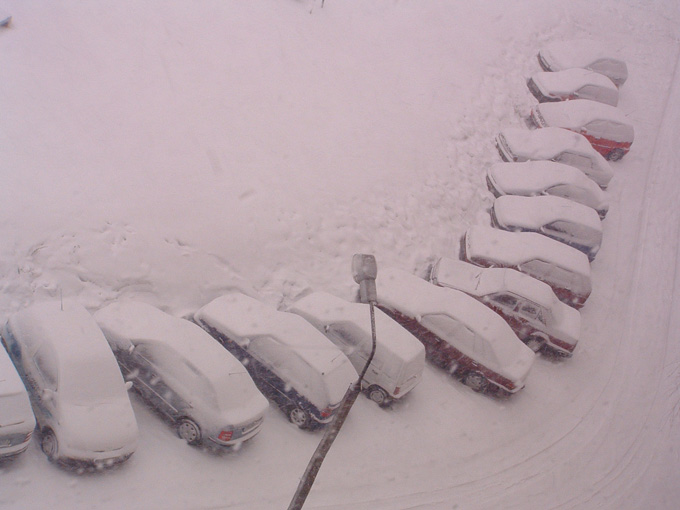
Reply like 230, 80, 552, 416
367, 386, 389, 406
607, 148, 625, 161
41, 429, 59, 462
463, 372, 488, 393
177, 418, 202, 445
525, 335, 546, 353
288, 406, 310, 429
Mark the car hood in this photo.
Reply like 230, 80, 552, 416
549, 302, 581, 345
61, 399, 138, 452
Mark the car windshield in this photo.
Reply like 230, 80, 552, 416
60, 358, 125, 405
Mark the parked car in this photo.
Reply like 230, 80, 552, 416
430, 257, 580, 356
491, 195, 603, 261
94, 301, 269, 448
462, 225, 592, 308
486, 161, 609, 219
375, 268, 535, 394
194, 293, 358, 429
0, 344, 35, 460
1, 300, 138, 467
538, 40, 628, 87
527, 68, 619, 106
288, 291, 425, 406
531, 99, 634, 160
495, 127, 613, 188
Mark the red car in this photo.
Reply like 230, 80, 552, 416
531, 99, 634, 161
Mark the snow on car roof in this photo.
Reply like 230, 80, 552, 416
94, 301, 250, 380
377, 268, 532, 377
465, 225, 591, 277
377, 268, 516, 342
488, 161, 607, 203
432, 257, 559, 310
8, 300, 117, 366
288, 291, 424, 362
194, 292, 351, 376
531, 68, 617, 96
499, 127, 595, 159
535, 100, 634, 138
494, 195, 603, 232
540, 40, 626, 73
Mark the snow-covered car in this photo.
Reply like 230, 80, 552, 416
462, 225, 592, 308
94, 301, 268, 448
375, 268, 535, 394
527, 68, 619, 106
486, 161, 609, 219
537, 40, 628, 87
495, 127, 613, 188
0, 344, 35, 460
531, 100, 634, 161
1, 301, 138, 467
194, 293, 358, 429
288, 291, 425, 406
430, 257, 581, 357
492, 195, 603, 261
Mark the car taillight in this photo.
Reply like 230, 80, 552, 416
320, 408, 332, 418
218, 430, 233, 442
394, 386, 400, 396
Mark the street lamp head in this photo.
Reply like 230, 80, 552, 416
352, 254, 378, 304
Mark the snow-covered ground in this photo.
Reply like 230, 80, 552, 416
1, 1, 679, 509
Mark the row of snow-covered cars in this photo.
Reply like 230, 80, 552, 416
0, 41, 631, 468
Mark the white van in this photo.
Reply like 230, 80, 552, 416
2, 301, 138, 467
288, 291, 425, 406
0, 345, 35, 460
194, 293, 358, 429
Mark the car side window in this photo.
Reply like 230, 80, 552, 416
556, 152, 594, 171
421, 314, 476, 354
543, 221, 573, 238
519, 301, 546, 325
545, 184, 589, 204
491, 293, 518, 309
33, 347, 57, 391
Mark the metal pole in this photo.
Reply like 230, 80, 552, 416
287, 285, 378, 510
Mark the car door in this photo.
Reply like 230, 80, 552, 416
130, 344, 182, 419
30, 346, 58, 425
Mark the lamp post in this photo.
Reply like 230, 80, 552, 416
286, 254, 378, 510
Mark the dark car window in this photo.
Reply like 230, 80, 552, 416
491, 293, 518, 309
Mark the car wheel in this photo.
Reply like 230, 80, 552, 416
525, 335, 546, 353
177, 418, 202, 445
607, 148, 625, 161
41, 429, 59, 462
288, 406, 310, 429
463, 372, 488, 393
367, 386, 389, 406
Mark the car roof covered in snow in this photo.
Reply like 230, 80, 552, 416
7, 300, 118, 368
487, 161, 608, 210
376, 268, 513, 340
376, 268, 533, 378
465, 225, 591, 277
493, 195, 603, 233
534, 100, 634, 140
94, 301, 251, 381
194, 293, 353, 378
288, 291, 424, 362
496, 127, 613, 187
431, 257, 559, 310
499, 127, 596, 159
539, 40, 628, 84
531, 68, 618, 97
